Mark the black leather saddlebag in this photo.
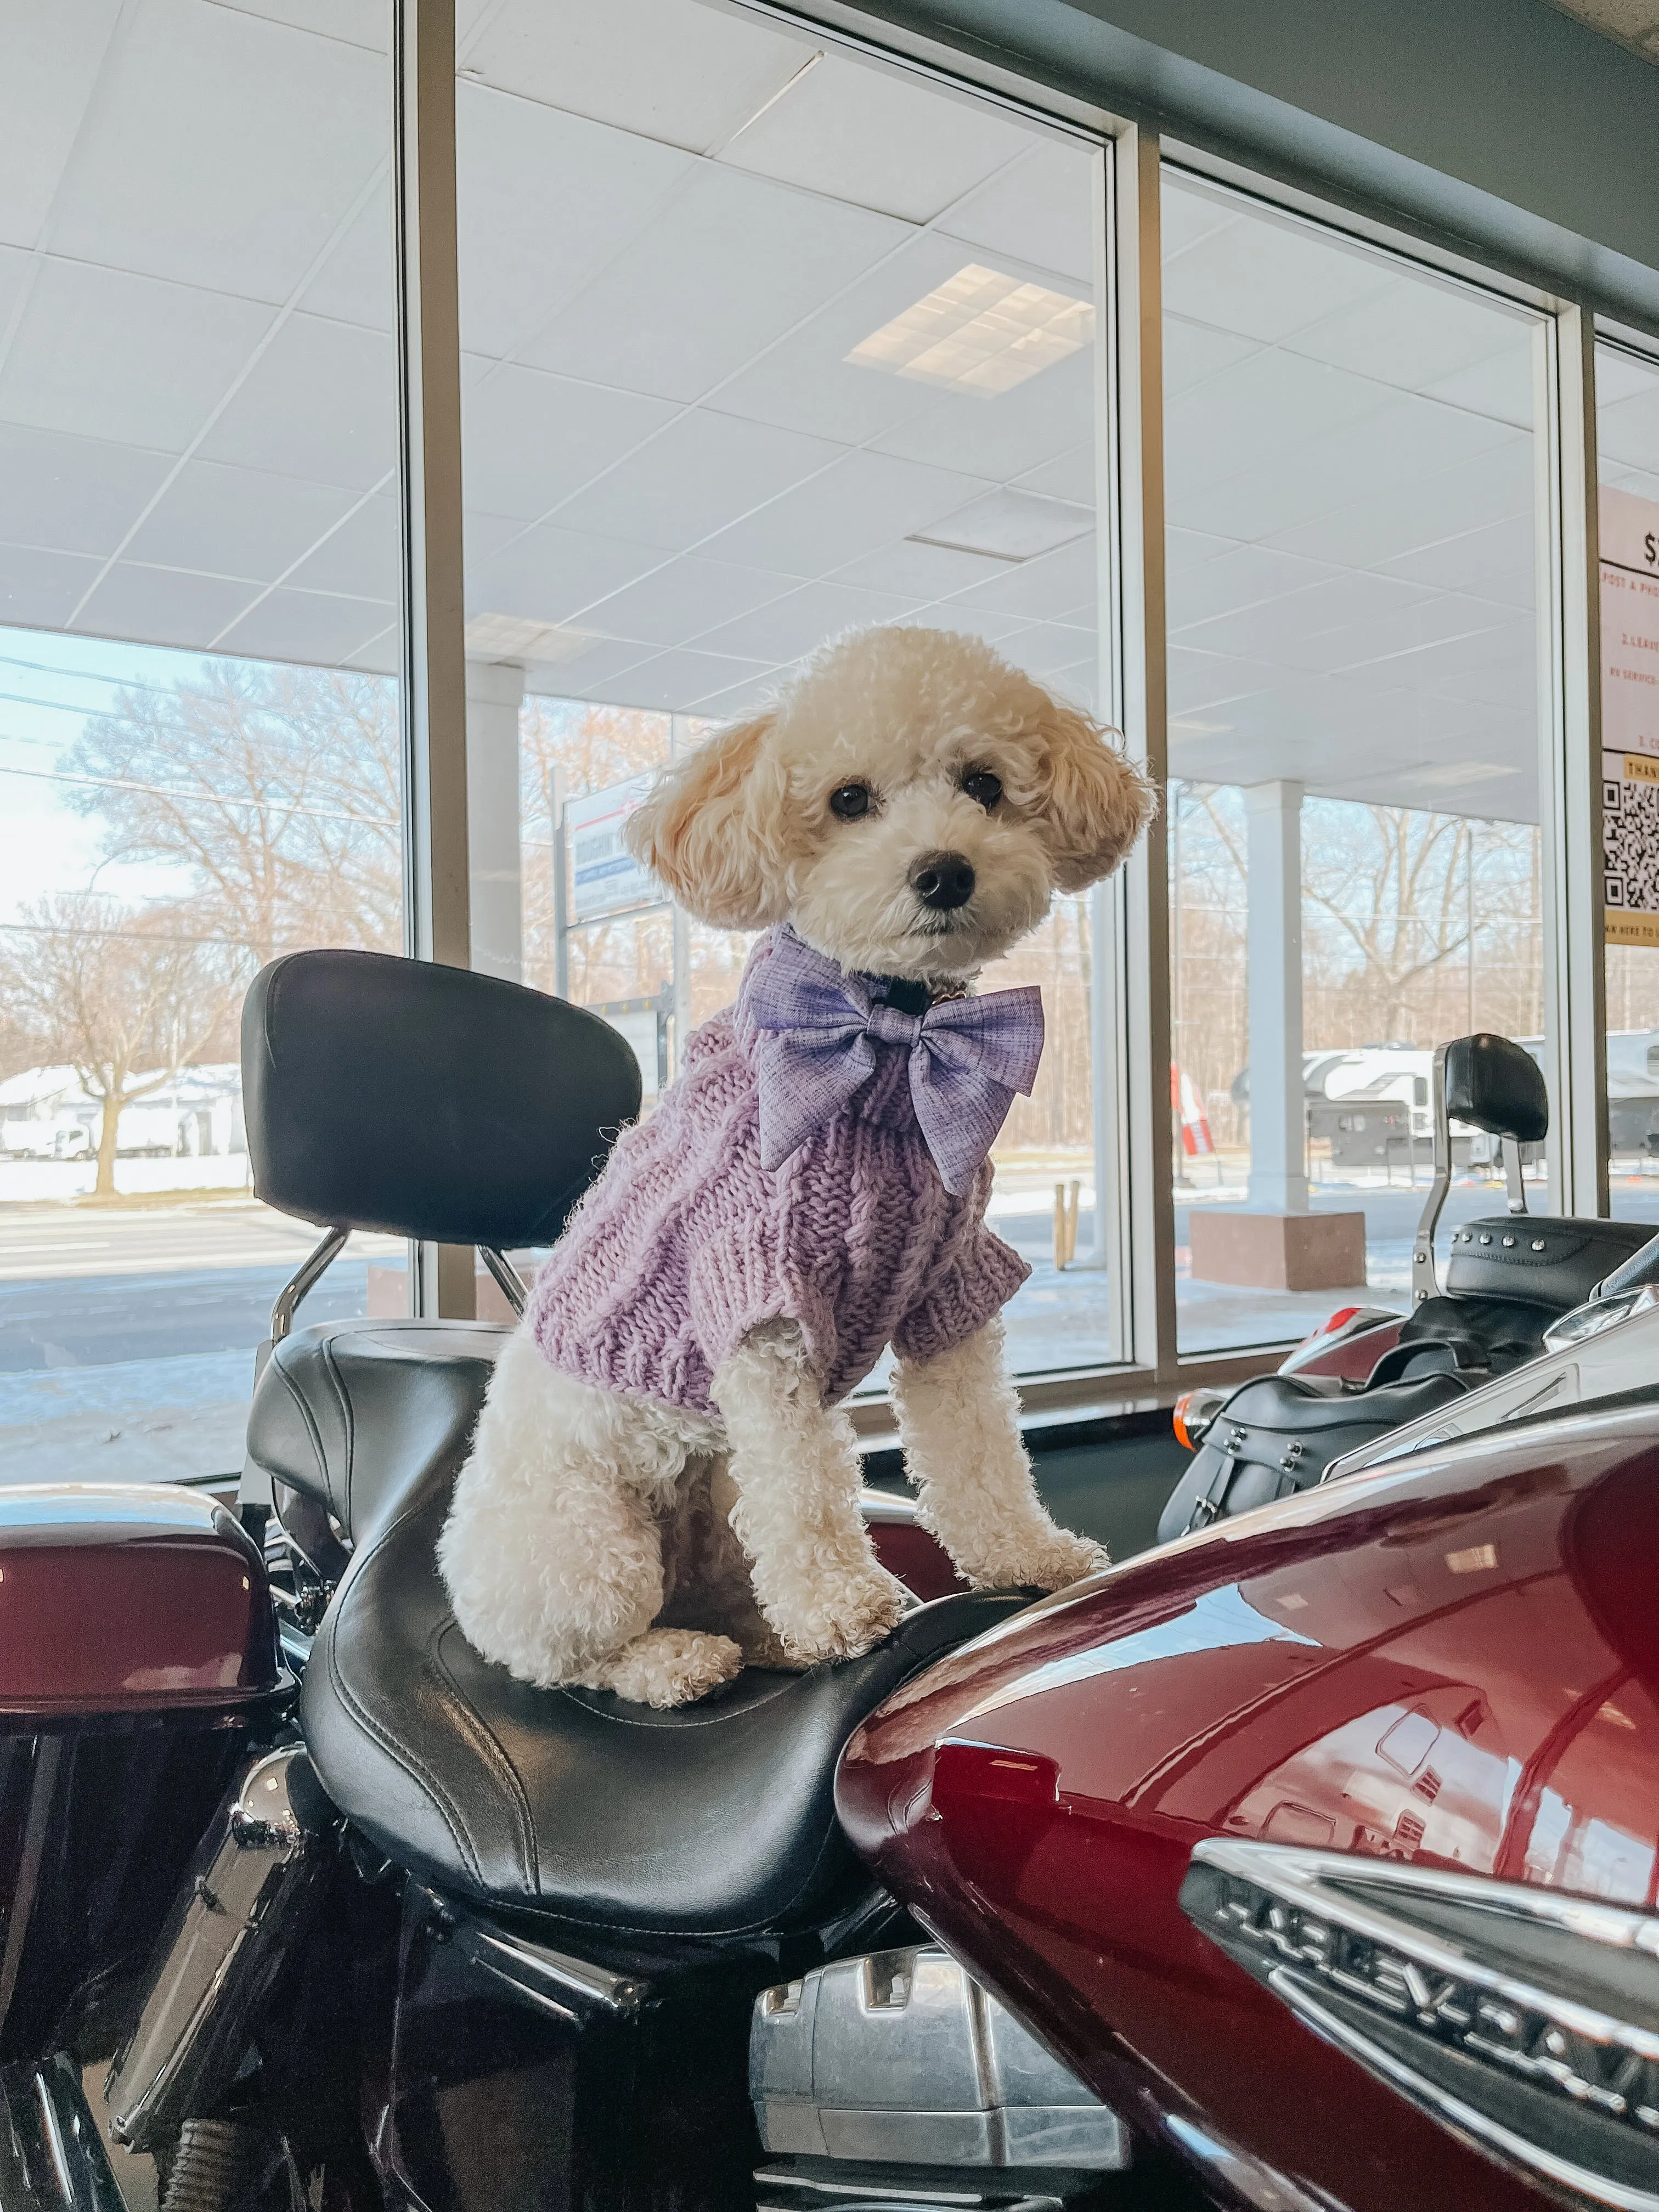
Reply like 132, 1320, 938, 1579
1158, 1369, 1466, 1544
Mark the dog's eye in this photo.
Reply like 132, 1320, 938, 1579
962, 770, 1003, 810
828, 783, 871, 821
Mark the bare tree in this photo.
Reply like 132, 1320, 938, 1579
62, 662, 403, 967
0, 897, 242, 1197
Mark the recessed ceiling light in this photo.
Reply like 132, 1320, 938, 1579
464, 614, 596, 663
846, 263, 1094, 398
907, 488, 1092, 563
1404, 760, 1517, 789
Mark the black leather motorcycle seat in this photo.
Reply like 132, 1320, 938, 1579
1443, 1214, 1650, 1310
247, 1317, 506, 1547
300, 1455, 1028, 1939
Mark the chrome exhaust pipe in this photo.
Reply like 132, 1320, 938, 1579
104, 1748, 331, 2153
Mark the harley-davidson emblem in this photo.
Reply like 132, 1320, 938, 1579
1180, 1839, 1659, 2208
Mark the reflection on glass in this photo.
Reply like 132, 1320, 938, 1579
462, 3, 1111, 1377
0, 5, 403, 1482
1597, 343, 1659, 1233
1161, 169, 1551, 1353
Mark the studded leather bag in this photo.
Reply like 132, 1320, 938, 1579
1157, 1369, 1467, 1545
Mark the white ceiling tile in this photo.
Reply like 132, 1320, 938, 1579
461, 362, 678, 522
1420, 346, 1535, 430
594, 647, 773, 713
714, 230, 1035, 445
521, 162, 903, 406
72, 561, 261, 650
830, 537, 1013, 600
0, 0, 121, 251
217, 584, 392, 665
1603, 461, 1659, 505
212, 1, 387, 48
284, 491, 400, 597
1172, 570, 1437, 667
1599, 380, 1659, 477
1285, 275, 1533, 394
0, 258, 275, 451
469, 522, 662, 624
676, 667, 777, 720
1189, 399, 1521, 547
1265, 432, 1534, 567
456, 84, 695, 362
126, 460, 358, 582
698, 448, 991, 573
1014, 442, 1096, 506
578, 557, 793, 649
1166, 543, 1337, 630
196, 312, 397, 489
465, 0, 810, 156
342, 626, 399, 675
719, 50, 1031, 224
521, 635, 656, 698
557, 407, 847, 551
1379, 515, 1537, 608
1160, 178, 1238, 262
994, 620, 1097, 681
692, 580, 917, 663
939, 529, 1096, 621
1164, 315, 1260, 400
297, 176, 395, 332
935, 139, 1098, 286
0, 421, 173, 556
0, 541, 103, 630
1165, 348, 1398, 509
870, 346, 1094, 484
49, 0, 388, 302
1161, 202, 1393, 347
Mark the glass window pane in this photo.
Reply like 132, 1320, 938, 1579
1596, 340, 1659, 1232
458, 6, 1111, 1379
0, 5, 404, 1481
1163, 170, 1551, 1353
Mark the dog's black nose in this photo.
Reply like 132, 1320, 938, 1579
910, 850, 975, 911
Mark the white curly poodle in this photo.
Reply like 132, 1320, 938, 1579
439, 625, 1154, 1706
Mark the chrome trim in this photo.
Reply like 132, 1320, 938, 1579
750, 1947, 1126, 2171
452, 1920, 649, 2016
477, 1245, 527, 1317
105, 1749, 331, 2151
1543, 1283, 1659, 1352
1181, 1839, 1659, 2210
269, 1226, 349, 1342
1412, 1042, 1451, 1305
0, 2055, 126, 2211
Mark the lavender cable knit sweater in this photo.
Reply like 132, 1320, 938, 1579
527, 931, 1030, 1415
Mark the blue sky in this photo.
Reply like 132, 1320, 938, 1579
0, 625, 212, 921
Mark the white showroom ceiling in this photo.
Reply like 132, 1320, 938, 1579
1, 0, 1658, 822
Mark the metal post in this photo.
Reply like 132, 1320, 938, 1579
1535, 307, 1608, 1218
393, 0, 473, 1319
1096, 126, 1175, 1378
1244, 781, 1308, 1215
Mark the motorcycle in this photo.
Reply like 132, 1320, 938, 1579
1159, 1030, 1656, 1540
1, 946, 1184, 2212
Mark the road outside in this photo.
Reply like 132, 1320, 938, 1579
4, 1166, 1657, 1487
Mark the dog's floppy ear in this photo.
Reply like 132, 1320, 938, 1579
623, 711, 787, 928
1037, 704, 1157, 893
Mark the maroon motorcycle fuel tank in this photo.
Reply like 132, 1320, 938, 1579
0, 1486, 283, 2062
838, 1404, 1659, 2211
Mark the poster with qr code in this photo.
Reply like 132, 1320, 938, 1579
1601, 486, 1659, 947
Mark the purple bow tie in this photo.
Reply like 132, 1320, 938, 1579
740, 929, 1043, 1196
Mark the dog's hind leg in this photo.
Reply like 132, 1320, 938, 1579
892, 1318, 1107, 1592
438, 1335, 740, 1704
714, 1323, 909, 1665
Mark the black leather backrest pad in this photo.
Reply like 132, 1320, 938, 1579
1444, 1032, 1548, 1143
242, 948, 641, 1246
1443, 1214, 1651, 1308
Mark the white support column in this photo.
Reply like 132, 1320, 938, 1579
1244, 780, 1308, 1215
465, 658, 524, 985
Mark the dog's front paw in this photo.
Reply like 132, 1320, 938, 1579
572, 1628, 743, 1708
973, 1527, 1109, 1593
771, 1564, 910, 1667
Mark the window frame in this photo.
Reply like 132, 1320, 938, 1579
386, 0, 1621, 1417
